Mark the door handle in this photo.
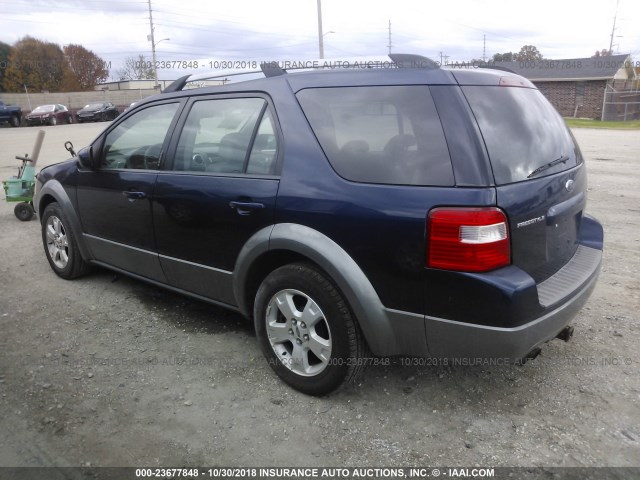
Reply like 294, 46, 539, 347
122, 191, 147, 200
229, 201, 265, 216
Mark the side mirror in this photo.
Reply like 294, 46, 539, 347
77, 146, 98, 170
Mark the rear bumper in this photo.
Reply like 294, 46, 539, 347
381, 243, 602, 359
423, 247, 600, 360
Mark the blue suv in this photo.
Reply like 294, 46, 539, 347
35, 54, 603, 395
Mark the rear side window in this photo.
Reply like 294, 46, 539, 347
462, 86, 582, 185
297, 86, 454, 186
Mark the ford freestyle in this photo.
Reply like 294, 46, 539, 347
35, 54, 603, 395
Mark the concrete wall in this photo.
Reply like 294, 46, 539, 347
0, 89, 158, 113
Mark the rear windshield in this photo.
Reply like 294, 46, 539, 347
297, 86, 454, 186
462, 86, 582, 185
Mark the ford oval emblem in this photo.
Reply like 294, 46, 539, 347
565, 179, 575, 192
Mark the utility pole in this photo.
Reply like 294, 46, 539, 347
482, 34, 486, 62
317, 0, 324, 59
387, 20, 392, 55
609, 0, 619, 53
147, 0, 158, 88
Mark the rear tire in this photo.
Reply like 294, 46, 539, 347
50, 116, 57, 126
254, 263, 367, 396
9, 114, 20, 127
41, 203, 90, 279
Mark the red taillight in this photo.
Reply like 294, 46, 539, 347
427, 207, 510, 272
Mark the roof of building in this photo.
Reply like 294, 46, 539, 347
489, 54, 632, 81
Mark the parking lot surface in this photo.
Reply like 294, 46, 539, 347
0, 124, 638, 468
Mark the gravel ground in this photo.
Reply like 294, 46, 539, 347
0, 123, 638, 469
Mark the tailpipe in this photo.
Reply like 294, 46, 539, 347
556, 326, 574, 342
519, 347, 541, 365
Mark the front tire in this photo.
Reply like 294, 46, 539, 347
254, 263, 367, 396
9, 114, 20, 127
50, 116, 57, 126
41, 203, 90, 279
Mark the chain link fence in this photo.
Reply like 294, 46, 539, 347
602, 80, 640, 121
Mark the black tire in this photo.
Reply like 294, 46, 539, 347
14, 202, 34, 221
67, 115, 72, 124
50, 116, 57, 126
100, 113, 106, 122
41, 203, 90, 279
254, 263, 368, 396
9, 114, 20, 127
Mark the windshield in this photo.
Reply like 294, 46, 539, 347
463, 86, 582, 184
84, 103, 104, 109
32, 105, 54, 113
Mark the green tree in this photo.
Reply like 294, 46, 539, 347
62, 44, 109, 91
515, 45, 543, 62
3, 37, 67, 92
117, 55, 154, 81
493, 52, 515, 62
592, 49, 613, 57
0, 41, 11, 92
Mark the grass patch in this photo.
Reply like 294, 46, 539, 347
564, 118, 640, 129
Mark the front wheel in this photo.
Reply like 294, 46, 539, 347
41, 203, 90, 279
254, 263, 367, 396
9, 115, 20, 127
49, 116, 57, 126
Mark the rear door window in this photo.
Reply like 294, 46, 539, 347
297, 86, 454, 186
462, 86, 582, 185
172, 97, 278, 175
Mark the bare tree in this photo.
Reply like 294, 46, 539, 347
117, 55, 154, 81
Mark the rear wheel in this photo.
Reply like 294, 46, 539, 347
50, 116, 57, 126
254, 263, 367, 396
41, 203, 90, 279
67, 115, 72, 124
9, 114, 20, 127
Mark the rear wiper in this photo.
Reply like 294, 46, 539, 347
527, 155, 570, 179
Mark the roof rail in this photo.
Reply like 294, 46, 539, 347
163, 75, 191, 93
162, 53, 440, 93
389, 53, 439, 69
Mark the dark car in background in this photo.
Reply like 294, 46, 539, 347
25, 104, 72, 126
76, 102, 119, 123
34, 54, 603, 395
0, 101, 22, 127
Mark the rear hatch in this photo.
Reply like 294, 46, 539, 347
461, 81, 585, 283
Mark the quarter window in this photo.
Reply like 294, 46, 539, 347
296, 86, 453, 186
